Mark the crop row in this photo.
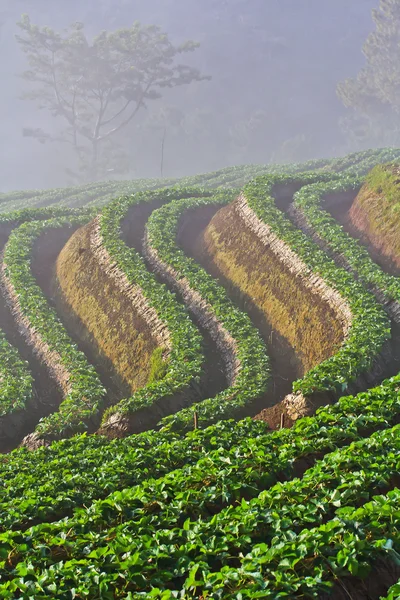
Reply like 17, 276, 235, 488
172, 147, 398, 190
0, 340, 398, 531
0, 204, 96, 226
177, 488, 400, 598
292, 175, 400, 320
2, 216, 106, 443
0, 188, 41, 205
0, 418, 268, 531
0, 331, 34, 418
0, 179, 137, 214
1, 147, 399, 216
0, 181, 119, 214
317, 147, 400, 176
243, 173, 391, 398
145, 193, 270, 433
0, 397, 398, 596
98, 188, 209, 429
0, 205, 99, 424
342, 147, 400, 176
0, 186, 79, 214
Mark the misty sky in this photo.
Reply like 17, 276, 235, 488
0, 0, 379, 190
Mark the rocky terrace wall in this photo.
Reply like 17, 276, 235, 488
90, 216, 172, 353
237, 193, 353, 334
143, 233, 241, 387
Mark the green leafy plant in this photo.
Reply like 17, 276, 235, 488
3, 216, 106, 440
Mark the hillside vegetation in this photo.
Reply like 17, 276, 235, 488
350, 164, 400, 269
0, 149, 399, 597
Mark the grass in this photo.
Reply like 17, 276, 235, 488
352, 163, 400, 264
56, 222, 156, 394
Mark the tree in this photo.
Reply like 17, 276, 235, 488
337, 0, 400, 147
16, 14, 208, 181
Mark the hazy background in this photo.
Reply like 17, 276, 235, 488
0, 0, 379, 190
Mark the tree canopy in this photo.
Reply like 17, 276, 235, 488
337, 0, 400, 147
16, 14, 208, 181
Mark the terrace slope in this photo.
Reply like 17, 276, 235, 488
1, 150, 400, 596
349, 164, 400, 270
56, 221, 157, 396
201, 200, 344, 377
121, 198, 226, 405
0, 222, 65, 450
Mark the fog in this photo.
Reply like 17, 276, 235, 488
0, 0, 381, 190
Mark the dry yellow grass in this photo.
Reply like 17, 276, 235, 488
56, 222, 157, 393
202, 203, 344, 373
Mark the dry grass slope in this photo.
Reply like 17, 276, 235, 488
56, 221, 158, 394
202, 202, 344, 374
350, 164, 400, 268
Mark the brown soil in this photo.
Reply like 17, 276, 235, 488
271, 181, 306, 212
0, 225, 64, 452
321, 560, 400, 600
121, 200, 227, 411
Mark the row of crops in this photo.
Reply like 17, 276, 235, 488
2, 215, 106, 443
0, 207, 98, 432
98, 188, 207, 430
292, 175, 400, 319
243, 174, 390, 397
145, 192, 271, 432
0, 367, 399, 595
0, 148, 400, 596
0, 332, 33, 417
2, 147, 400, 215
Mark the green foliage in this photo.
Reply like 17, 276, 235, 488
244, 172, 390, 397
0, 150, 400, 596
0, 418, 267, 531
100, 187, 205, 425
148, 348, 169, 384
294, 169, 400, 311
0, 332, 33, 417
337, 0, 400, 146
382, 580, 400, 600
1, 147, 399, 214
147, 192, 270, 433
0, 387, 399, 595
0, 205, 95, 421
3, 216, 106, 440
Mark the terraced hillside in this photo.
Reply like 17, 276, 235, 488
0, 148, 400, 598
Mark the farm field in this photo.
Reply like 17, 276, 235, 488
0, 148, 400, 598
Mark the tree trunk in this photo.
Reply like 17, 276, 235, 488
91, 139, 99, 182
